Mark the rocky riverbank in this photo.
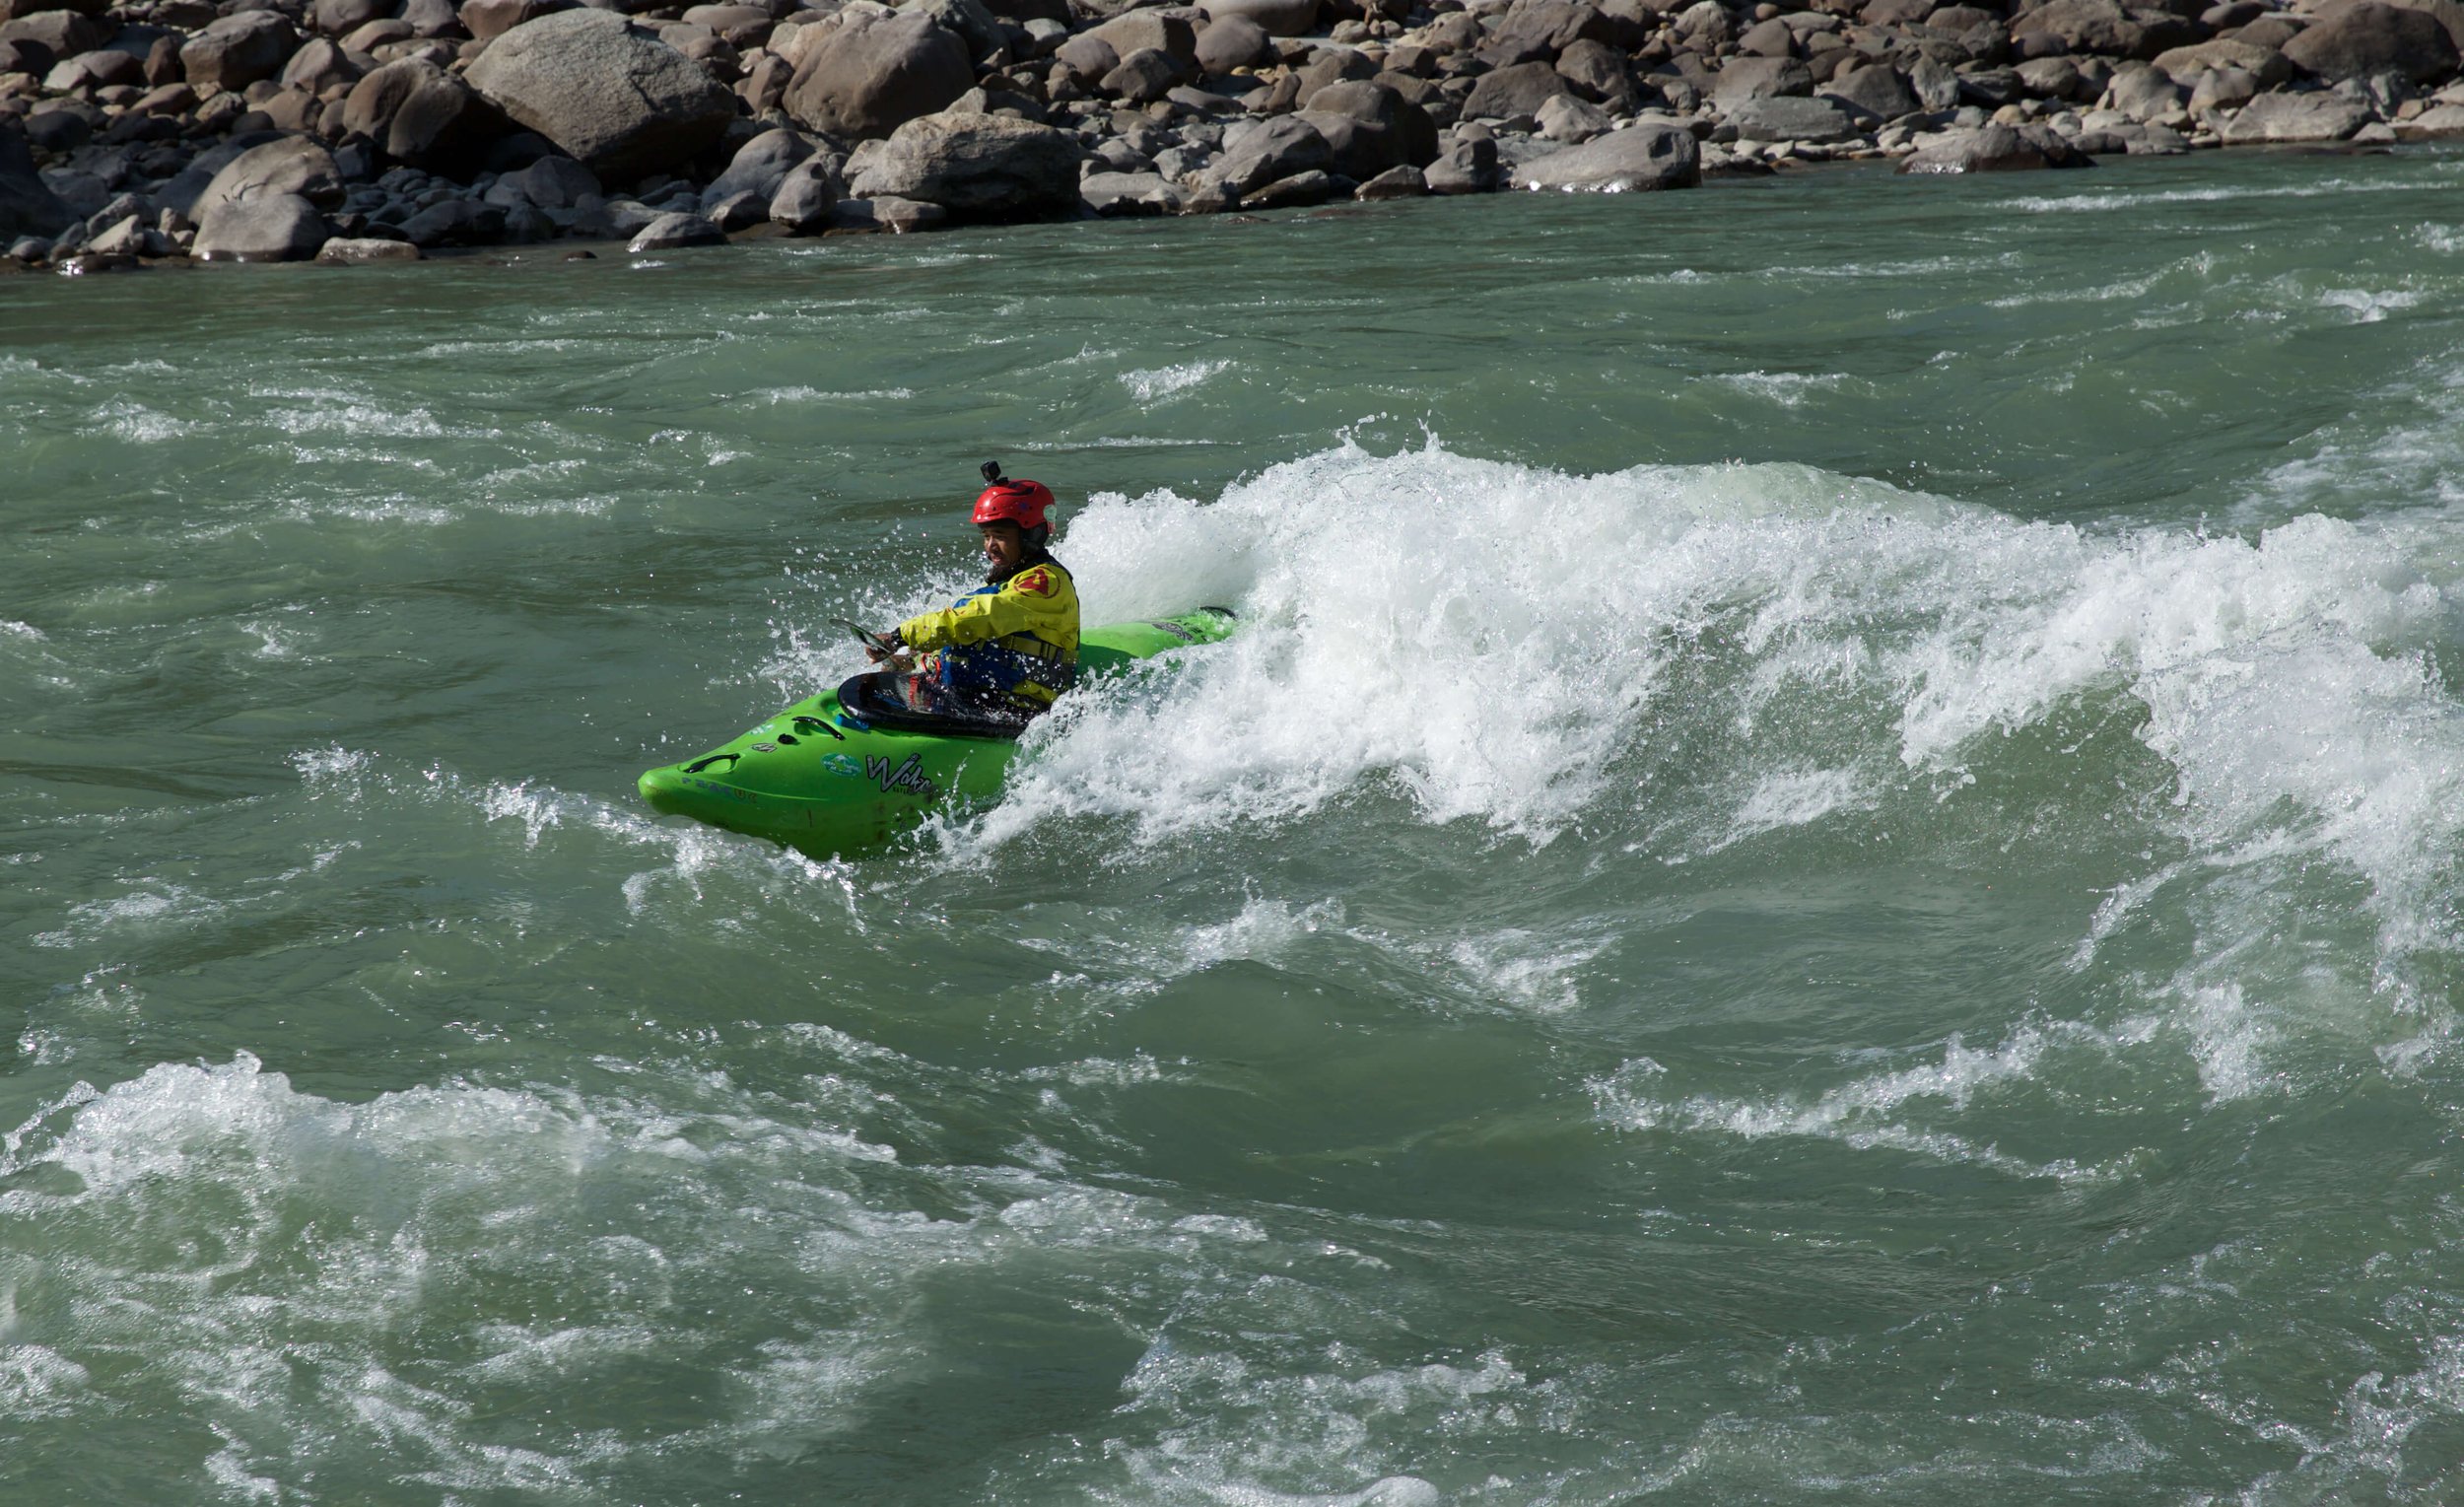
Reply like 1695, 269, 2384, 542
2, 0, 2460, 270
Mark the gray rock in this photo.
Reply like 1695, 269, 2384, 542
1086, 8, 1197, 67
466, 9, 736, 181
847, 110, 1080, 217
193, 190, 331, 260
1198, 0, 1318, 37
2151, 36, 2292, 88
398, 196, 505, 244
381, 64, 510, 174
1555, 37, 1633, 103
626, 208, 723, 249
2189, 64, 2261, 113
1896, 121, 2095, 171
459, 0, 569, 42
196, 136, 345, 220
1536, 91, 1610, 140
2105, 62, 2185, 122
701, 125, 813, 207
768, 154, 841, 230
1195, 14, 1267, 72
1301, 78, 1438, 168
1353, 162, 1425, 196
704, 187, 769, 230
1244, 168, 1337, 207
2014, 55, 2084, 99
2217, 88, 2374, 141
2284, 2, 2457, 82
1727, 94, 1860, 142
316, 235, 424, 260
785, 11, 974, 142
1463, 59, 1574, 118
0, 118, 71, 240
1102, 46, 1187, 102
1213, 112, 1332, 193
1422, 132, 1497, 192
495, 151, 599, 208
178, 11, 298, 91
1712, 54, 1811, 109
314, 0, 394, 35
1079, 166, 1175, 212
7, 235, 51, 262
1512, 119, 1699, 189
1820, 62, 1918, 120
0, 12, 104, 63
1479, 0, 1614, 66
2010, 0, 2146, 59
898, 0, 1003, 61
830, 192, 946, 231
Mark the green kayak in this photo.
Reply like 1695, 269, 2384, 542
637, 608, 1236, 857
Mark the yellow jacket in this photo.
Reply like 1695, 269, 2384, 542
897, 557, 1080, 706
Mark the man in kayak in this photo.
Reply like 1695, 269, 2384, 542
869, 463, 1081, 723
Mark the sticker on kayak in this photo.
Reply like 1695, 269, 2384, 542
684, 776, 758, 803
821, 752, 939, 799
1147, 620, 1196, 643
866, 753, 937, 798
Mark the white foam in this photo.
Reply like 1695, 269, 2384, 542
1121, 360, 1234, 403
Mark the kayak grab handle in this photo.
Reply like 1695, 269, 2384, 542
683, 753, 739, 775
791, 715, 845, 741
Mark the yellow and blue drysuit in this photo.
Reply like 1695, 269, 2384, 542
895, 556, 1080, 711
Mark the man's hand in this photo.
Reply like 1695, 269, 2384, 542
865, 630, 911, 668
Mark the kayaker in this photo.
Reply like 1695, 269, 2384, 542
869, 463, 1081, 722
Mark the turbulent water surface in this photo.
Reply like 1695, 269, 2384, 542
10, 146, 2464, 1503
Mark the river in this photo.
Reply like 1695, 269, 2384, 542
8, 145, 2464, 1503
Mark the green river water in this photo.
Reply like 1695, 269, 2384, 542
9, 144, 2464, 1504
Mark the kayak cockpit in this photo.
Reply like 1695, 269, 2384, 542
835, 671, 1034, 741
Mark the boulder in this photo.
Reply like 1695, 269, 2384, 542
195, 135, 344, 218
2104, 62, 2184, 121
0, 10, 103, 59
459, 0, 568, 42
701, 125, 811, 207
767, 154, 840, 229
1354, 163, 1425, 197
1196, 16, 1268, 71
784, 10, 973, 141
2217, 87, 2373, 140
466, 9, 736, 181
193, 189, 330, 260
1212, 112, 1331, 192
846, 109, 1079, 216
1086, 8, 1198, 67
1052, 32, 1117, 82
2151, 36, 2292, 87
2281, 2, 2458, 82
316, 235, 424, 260
2397, 101, 2464, 134
1511, 118, 1699, 188
1896, 120, 2095, 170
1462, 58, 1573, 117
1302, 78, 1438, 162
178, 11, 299, 91
626, 208, 723, 248
1819, 61, 1918, 119
1737, 15, 1796, 54
379, 63, 508, 174
899, 0, 1003, 60
313, 0, 393, 35
831, 192, 945, 230
0, 118, 71, 238
398, 196, 504, 244
1102, 47, 1187, 101
1244, 168, 1337, 207
1535, 90, 1611, 139
1079, 166, 1175, 212
2188, 64, 2259, 112
1422, 132, 1497, 192
1711, 54, 1811, 108
2010, 0, 2148, 58
1479, 0, 1613, 65
280, 37, 363, 93
1727, 94, 1860, 141
1555, 37, 1633, 103
492, 151, 598, 205
1198, 0, 1318, 37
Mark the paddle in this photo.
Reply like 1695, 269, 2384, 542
831, 618, 903, 659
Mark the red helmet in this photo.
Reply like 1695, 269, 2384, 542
973, 477, 1053, 530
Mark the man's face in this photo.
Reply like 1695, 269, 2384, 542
981, 521, 1027, 573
